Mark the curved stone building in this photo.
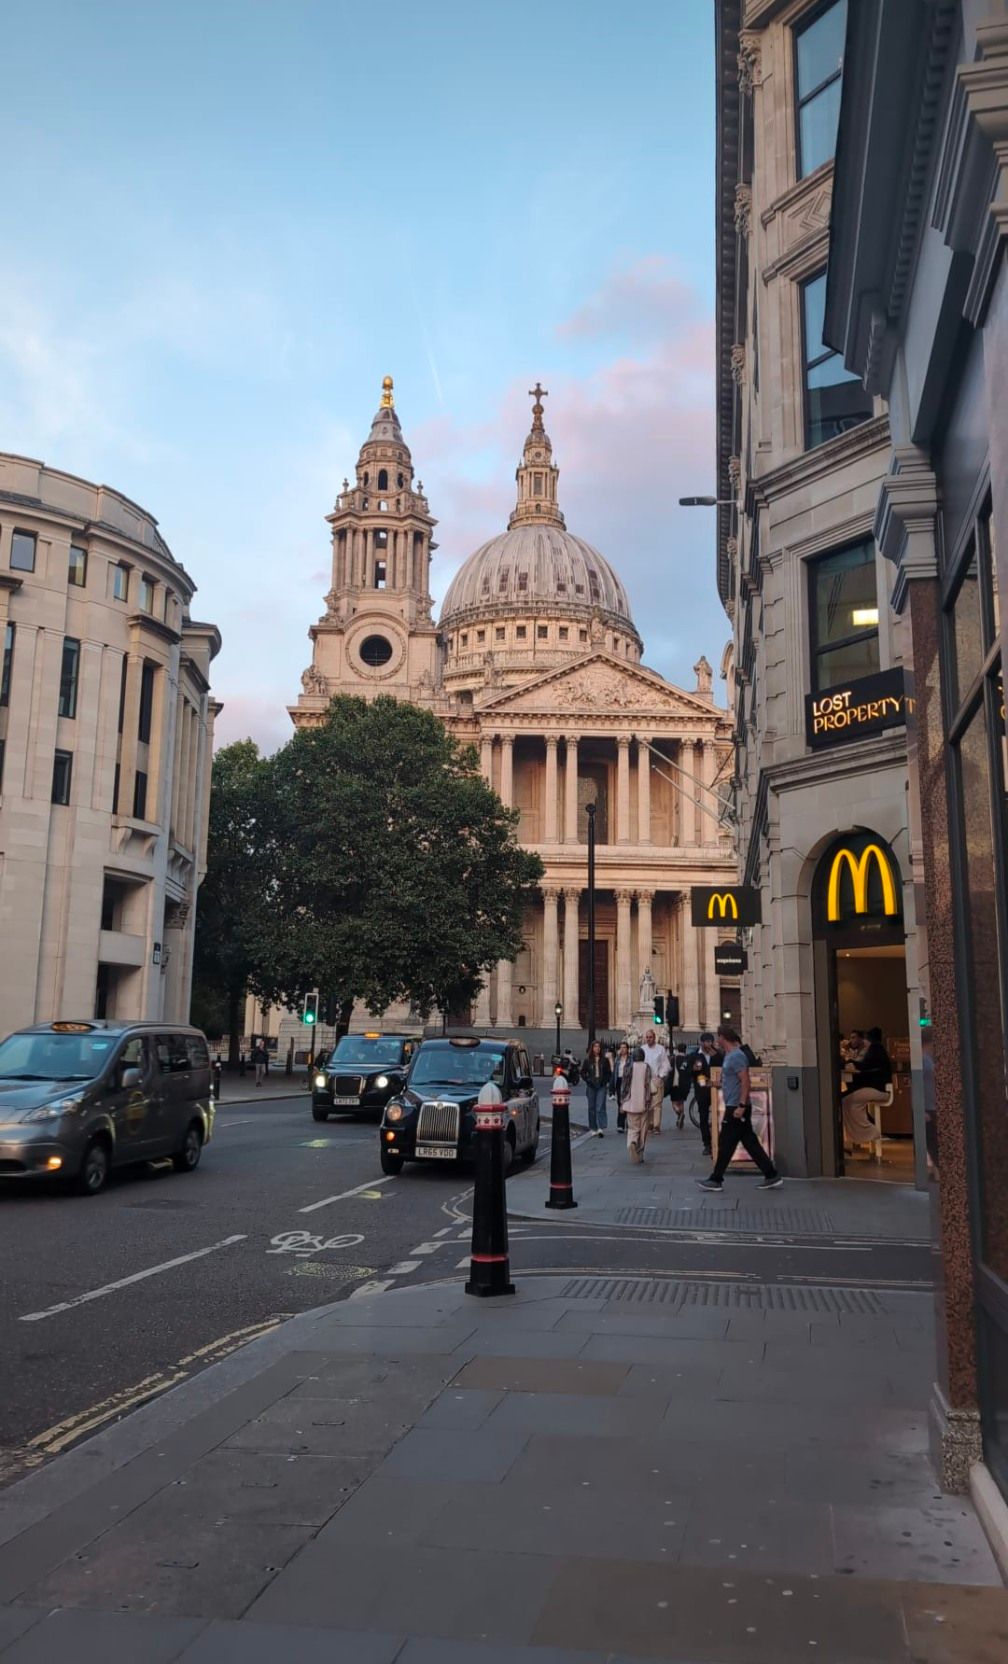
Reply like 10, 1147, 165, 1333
0, 454, 220, 1032
291, 382, 735, 1038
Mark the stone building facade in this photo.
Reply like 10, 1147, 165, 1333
715, 0, 927, 1184
824, 0, 1008, 1520
0, 455, 220, 1034
290, 381, 736, 1041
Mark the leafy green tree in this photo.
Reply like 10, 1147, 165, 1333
191, 739, 269, 1063
251, 696, 542, 1023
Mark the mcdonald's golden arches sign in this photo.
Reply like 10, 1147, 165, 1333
816, 834, 902, 926
690, 885, 762, 928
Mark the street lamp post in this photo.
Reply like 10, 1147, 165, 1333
586, 801, 597, 1046
554, 1000, 562, 1059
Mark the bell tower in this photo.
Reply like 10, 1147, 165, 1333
290, 377, 440, 725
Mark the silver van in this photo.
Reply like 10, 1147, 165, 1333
0, 1020, 215, 1196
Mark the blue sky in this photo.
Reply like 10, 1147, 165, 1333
1, 0, 722, 752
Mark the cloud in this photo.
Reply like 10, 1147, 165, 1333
557, 255, 702, 344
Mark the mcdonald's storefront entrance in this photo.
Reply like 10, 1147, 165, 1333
811, 831, 919, 1183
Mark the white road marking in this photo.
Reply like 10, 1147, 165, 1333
299, 1175, 395, 1214
455, 1256, 471, 1269
350, 1279, 395, 1298
217, 1117, 256, 1128
267, 1230, 365, 1256
19, 1235, 249, 1323
434, 1225, 453, 1238
408, 1242, 441, 1256
387, 1260, 421, 1276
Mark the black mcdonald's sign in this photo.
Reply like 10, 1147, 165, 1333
691, 885, 762, 928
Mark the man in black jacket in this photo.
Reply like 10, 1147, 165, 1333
685, 1032, 721, 1157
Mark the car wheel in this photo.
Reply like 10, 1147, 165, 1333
172, 1122, 203, 1173
501, 1129, 516, 1176
520, 1135, 539, 1165
76, 1138, 110, 1196
312, 1105, 329, 1122
380, 1148, 404, 1176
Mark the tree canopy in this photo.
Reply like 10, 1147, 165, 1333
191, 738, 269, 1057
195, 698, 542, 1033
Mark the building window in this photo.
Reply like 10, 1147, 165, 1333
559, 626, 569, 641
495, 626, 505, 641
58, 638, 80, 719
795, 0, 847, 178
113, 761, 121, 813
802, 270, 872, 449
808, 540, 880, 692
461, 632, 469, 647
132, 769, 148, 820
1, 623, 13, 706
0, 737, 5, 792
377, 469, 388, 491
374, 559, 387, 588
138, 575, 155, 613
518, 572, 528, 592
11, 530, 36, 572
113, 563, 129, 601
52, 749, 73, 805
516, 625, 527, 640
477, 629, 485, 644
580, 628, 588, 642
138, 662, 156, 743
537, 624, 548, 639
116, 655, 128, 733
68, 544, 87, 587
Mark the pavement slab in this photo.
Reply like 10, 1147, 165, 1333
175, 1617, 406, 1662
0, 1609, 207, 1663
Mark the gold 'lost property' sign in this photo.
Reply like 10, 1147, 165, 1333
805, 669, 912, 749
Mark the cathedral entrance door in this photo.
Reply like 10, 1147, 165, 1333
578, 940, 610, 1031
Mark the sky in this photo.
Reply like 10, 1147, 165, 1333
1, 0, 723, 754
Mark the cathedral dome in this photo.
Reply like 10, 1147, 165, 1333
441, 523, 634, 629
439, 385, 641, 673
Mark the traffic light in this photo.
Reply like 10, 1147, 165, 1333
302, 991, 318, 1027
653, 993, 665, 1025
667, 993, 680, 1028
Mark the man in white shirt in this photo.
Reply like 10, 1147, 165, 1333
642, 1028, 670, 1133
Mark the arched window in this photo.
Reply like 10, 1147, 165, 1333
378, 469, 388, 491
397, 472, 404, 488
363, 472, 369, 486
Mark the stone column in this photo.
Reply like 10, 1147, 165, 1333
693, 742, 704, 844
480, 735, 494, 785
495, 957, 513, 1029
681, 898, 701, 1028
637, 889, 653, 997
540, 887, 559, 1026
562, 887, 580, 1027
564, 735, 579, 842
637, 735, 652, 844
499, 734, 514, 807
474, 972, 492, 1029
616, 736, 631, 842
544, 736, 558, 842
615, 889, 633, 1028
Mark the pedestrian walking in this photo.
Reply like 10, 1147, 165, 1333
685, 1032, 722, 1158
582, 1039, 611, 1136
699, 1024, 781, 1190
253, 1039, 268, 1089
641, 1028, 669, 1133
666, 1041, 690, 1129
612, 1039, 632, 1131
625, 1046, 652, 1164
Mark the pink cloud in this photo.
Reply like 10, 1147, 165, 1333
557, 255, 703, 344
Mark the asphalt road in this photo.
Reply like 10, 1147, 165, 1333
0, 1090, 933, 1491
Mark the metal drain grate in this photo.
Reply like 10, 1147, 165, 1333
615, 1205, 836, 1233
560, 1276, 889, 1315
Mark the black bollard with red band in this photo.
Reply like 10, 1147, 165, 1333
465, 1106, 515, 1297
545, 1070, 578, 1209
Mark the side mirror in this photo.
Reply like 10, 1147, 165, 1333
120, 1066, 142, 1089
517, 1075, 534, 1094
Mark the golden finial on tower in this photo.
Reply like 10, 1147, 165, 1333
380, 374, 394, 408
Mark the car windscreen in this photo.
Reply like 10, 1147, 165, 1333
0, 1030, 118, 1082
407, 1047, 505, 1088
330, 1037, 406, 1068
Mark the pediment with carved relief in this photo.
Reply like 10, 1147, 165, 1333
477, 653, 719, 721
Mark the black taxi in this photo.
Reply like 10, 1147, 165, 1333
312, 1032, 419, 1122
378, 1036, 539, 1176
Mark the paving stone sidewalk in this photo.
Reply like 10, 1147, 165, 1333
0, 1132, 1004, 1662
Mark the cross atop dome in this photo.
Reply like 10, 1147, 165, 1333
509, 379, 564, 530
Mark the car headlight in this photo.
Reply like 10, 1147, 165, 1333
386, 1102, 404, 1122
314, 1074, 328, 1089
24, 1090, 85, 1122
373, 1074, 389, 1090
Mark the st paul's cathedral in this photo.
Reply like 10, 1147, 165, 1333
289, 378, 737, 1038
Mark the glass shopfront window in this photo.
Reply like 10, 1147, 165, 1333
808, 539, 881, 692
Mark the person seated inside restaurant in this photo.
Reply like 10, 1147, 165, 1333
841, 1026, 892, 1151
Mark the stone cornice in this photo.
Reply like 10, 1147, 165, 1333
0, 573, 23, 593
873, 446, 941, 615
752, 414, 890, 505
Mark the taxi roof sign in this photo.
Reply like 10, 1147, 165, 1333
51, 1021, 96, 1033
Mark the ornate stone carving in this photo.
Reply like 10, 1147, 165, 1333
589, 609, 605, 643
730, 344, 746, 385
734, 183, 752, 239
301, 664, 328, 695
738, 31, 761, 94
693, 655, 714, 697
726, 536, 739, 562
728, 455, 741, 490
